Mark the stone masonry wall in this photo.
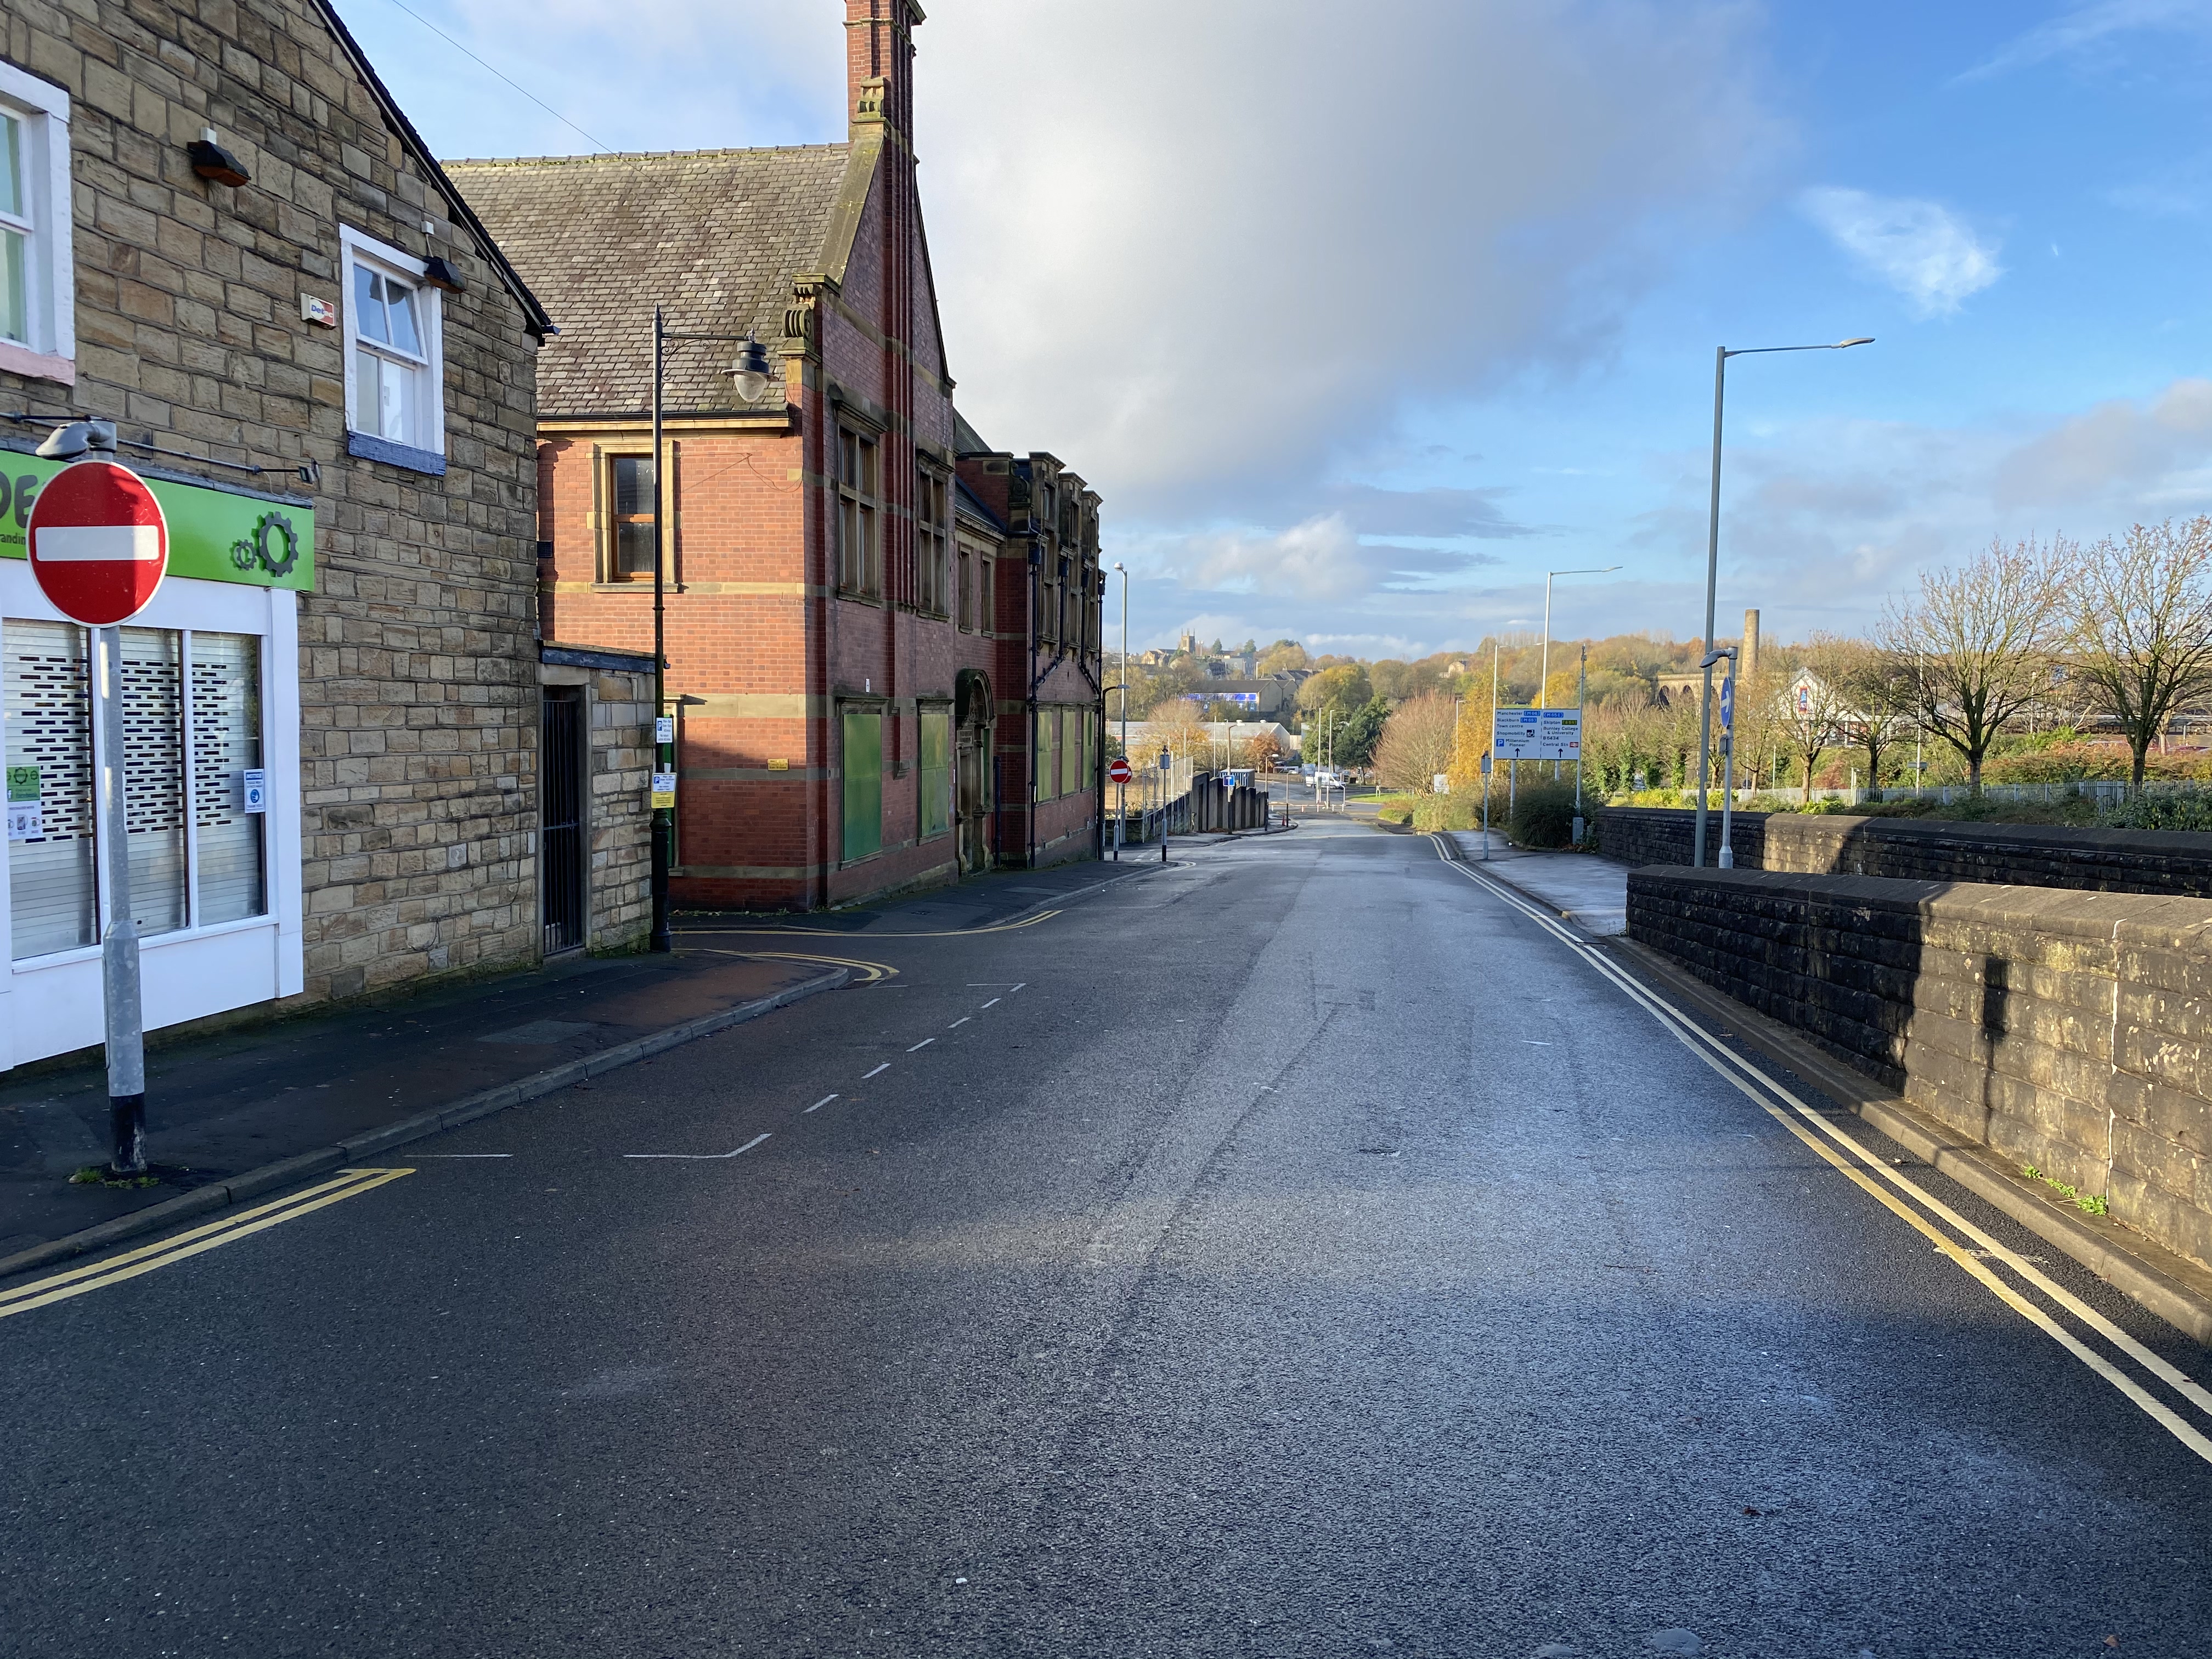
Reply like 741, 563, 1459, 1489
1599, 806, 2212, 900
3, 0, 544, 1003
586, 666, 650, 950
1629, 867, 2212, 1274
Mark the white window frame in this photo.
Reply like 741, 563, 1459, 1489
339, 224, 445, 464
0, 559, 302, 1071
0, 61, 75, 386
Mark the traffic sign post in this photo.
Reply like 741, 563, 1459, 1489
25, 448, 170, 1175
1718, 670, 1739, 868
1107, 756, 1132, 859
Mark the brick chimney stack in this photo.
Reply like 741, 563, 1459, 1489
1741, 608, 1760, 682
847, 0, 918, 144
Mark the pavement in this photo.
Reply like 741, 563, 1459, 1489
0, 854, 1138, 1270
1449, 830, 1630, 934
3, 818, 2210, 1656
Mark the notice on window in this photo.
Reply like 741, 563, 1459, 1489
240, 768, 268, 813
6, 766, 41, 840
650, 771, 676, 809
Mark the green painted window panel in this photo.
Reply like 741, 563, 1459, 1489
842, 706, 882, 861
919, 707, 951, 840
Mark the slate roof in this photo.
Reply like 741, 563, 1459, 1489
445, 145, 854, 415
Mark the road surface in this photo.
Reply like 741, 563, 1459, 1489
3, 819, 2208, 1656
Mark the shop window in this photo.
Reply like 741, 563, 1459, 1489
603, 453, 657, 580
5, 622, 266, 961
192, 631, 267, 924
341, 225, 444, 471
838, 429, 879, 596
918, 704, 951, 840
0, 64, 73, 377
841, 704, 882, 861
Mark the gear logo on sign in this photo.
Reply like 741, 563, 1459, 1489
229, 511, 301, 577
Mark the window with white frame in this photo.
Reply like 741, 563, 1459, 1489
0, 63, 75, 377
341, 225, 444, 463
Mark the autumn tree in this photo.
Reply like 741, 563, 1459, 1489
1878, 537, 2070, 794
2067, 517, 2212, 787
1373, 693, 1459, 792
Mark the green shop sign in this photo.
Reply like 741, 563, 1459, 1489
0, 453, 313, 591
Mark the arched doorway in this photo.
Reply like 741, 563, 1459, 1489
954, 669, 995, 874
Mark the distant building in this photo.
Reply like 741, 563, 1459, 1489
1180, 678, 1290, 716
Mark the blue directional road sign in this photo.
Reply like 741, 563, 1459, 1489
1719, 675, 1734, 734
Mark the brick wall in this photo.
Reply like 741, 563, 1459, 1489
1598, 806, 2212, 899
3, 0, 545, 1003
1629, 867, 2212, 1274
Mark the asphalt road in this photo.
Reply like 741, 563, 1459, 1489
3, 820, 2210, 1657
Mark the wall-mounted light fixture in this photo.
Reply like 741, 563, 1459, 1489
421, 256, 464, 294
187, 127, 250, 188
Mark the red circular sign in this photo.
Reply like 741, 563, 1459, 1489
25, 460, 169, 626
1107, 757, 1133, 783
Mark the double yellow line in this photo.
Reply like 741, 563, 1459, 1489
1432, 837, 2212, 1469
0, 1167, 411, 1322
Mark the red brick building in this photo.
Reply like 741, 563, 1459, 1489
450, 0, 1103, 912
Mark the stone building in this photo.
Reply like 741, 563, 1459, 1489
0, 0, 640, 1068
451, 0, 1104, 913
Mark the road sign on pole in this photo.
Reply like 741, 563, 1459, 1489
1719, 674, 1735, 735
26, 459, 170, 626
1107, 757, 1133, 784
26, 456, 170, 1175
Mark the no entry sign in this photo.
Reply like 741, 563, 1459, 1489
25, 459, 169, 625
1107, 757, 1133, 784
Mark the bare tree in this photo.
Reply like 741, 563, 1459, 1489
2068, 517, 2212, 787
1878, 538, 2070, 794
1373, 693, 1459, 793
1810, 635, 1914, 798
1772, 653, 1852, 804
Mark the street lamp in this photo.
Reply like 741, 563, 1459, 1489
1541, 562, 1621, 783
1692, 336, 1873, 867
646, 308, 780, 951
1113, 562, 1128, 854
1539, 565, 1621, 708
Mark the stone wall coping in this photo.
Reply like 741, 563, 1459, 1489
1630, 866, 2212, 943
1604, 803, 2212, 861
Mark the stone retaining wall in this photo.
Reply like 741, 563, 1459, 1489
1599, 806, 2212, 899
1628, 866, 2212, 1274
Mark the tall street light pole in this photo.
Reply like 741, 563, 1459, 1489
1539, 565, 1621, 708
648, 309, 772, 950
1541, 562, 1620, 781
1693, 336, 1873, 868
1113, 562, 1128, 855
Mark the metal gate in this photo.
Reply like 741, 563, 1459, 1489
541, 687, 585, 954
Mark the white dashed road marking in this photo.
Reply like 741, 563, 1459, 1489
625, 1133, 772, 1161
863, 1063, 891, 1079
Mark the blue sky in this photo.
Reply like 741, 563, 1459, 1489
331, 0, 2212, 656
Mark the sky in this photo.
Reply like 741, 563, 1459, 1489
329, 0, 2212, 656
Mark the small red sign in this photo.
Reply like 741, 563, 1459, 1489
1107, 757, 1133, 784
25, 460, 169, 626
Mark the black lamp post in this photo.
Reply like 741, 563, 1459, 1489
647, 311, 773, 951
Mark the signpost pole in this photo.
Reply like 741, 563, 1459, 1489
95, 625, 146, 1175
1572, 646, 1588, 846
25, 429, 168, 1177
1718, 665, 1738, 868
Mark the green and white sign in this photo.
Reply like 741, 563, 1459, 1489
0, 453, 312, 591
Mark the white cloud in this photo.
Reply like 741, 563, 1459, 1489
1799, 188, 2002, 317
1960, 0, 2212, 82
1622, 377, 2212, 641
918, 1, 1784, 524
